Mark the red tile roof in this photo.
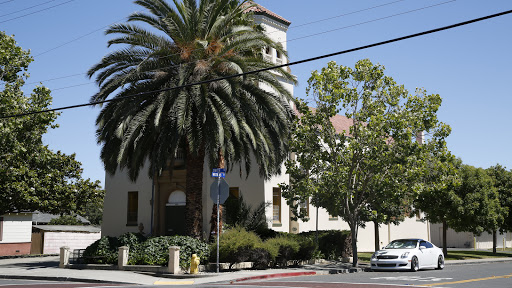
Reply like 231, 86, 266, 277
294, 106, 354, 136
242, 2, 291, 26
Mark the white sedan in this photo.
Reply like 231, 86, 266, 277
370, 238, 444, 271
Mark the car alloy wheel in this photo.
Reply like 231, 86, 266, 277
410, 256, 419, 272
436, 255, 445, 270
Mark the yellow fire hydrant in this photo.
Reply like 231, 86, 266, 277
190, 254, 200, 274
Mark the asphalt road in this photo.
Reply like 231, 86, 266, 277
1, 261, 511, 288
219, 261, 512, 288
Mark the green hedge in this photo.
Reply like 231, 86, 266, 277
84, 233, 209, 269
299, 230, 351, 260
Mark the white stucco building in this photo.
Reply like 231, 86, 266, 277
0, 213, 32, 256
101, 3, 431, 252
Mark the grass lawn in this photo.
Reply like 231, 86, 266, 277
357, 250, 512, 262
444, 250, 512, 261
358, 252, 373, 262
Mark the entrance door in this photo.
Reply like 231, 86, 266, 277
165, 206, 186, 235
165, 190, 186, 236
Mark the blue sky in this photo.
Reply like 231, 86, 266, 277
2, 0, 511, 187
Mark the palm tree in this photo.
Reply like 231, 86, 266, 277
88, 0, 295, 238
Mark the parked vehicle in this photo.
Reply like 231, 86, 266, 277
370, 238, 444, 271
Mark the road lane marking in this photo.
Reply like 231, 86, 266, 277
420, 274, 512, 287
371, 276, 453, 282
153, 280, 195, 285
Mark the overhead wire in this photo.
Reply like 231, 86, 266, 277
0, 0, 58, 18
0, 0, 15, 5
26, 0, 453, 91
0, 0, 77, 24
3, 8, 512, 119
25, 0, 413, 84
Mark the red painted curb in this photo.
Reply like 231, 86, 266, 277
233, 271, 317, 283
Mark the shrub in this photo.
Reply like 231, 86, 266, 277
249, 247, 272, 269
131, 236, 209, 268
264, 236, 300, 267
299, 230, 351, 260
83, 233, 209, 269
216, 226, 262, 269
83, 236, 119, 264
294, 235, 318, 262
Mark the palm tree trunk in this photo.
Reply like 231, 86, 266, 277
185, 146, 205, 239
209, 150, 225, 243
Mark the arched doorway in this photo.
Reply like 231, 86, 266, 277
165, 190, 186, 236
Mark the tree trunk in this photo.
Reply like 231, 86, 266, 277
350, 222, 358, 267
208, 150, 226, 242
492, 230, 497, 254
184, 147, 205, 239
374, 220, 380, 252
442, 219, 448, 257
209, 204, 223, 243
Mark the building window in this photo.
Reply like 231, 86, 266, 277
329, 214, 338, 221
127, 191, 138, 226
265, 46, 271, 55
299, 198, 309, 218
0, 217, 3, 241
273, 187, 281, 223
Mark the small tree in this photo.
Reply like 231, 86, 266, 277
415, 155, 462, 257
487, 164, 512, 253
0, 31, 103, 216
281, 60, 451, 266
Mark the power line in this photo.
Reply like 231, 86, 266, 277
0, 0, 57, 18
288, 0, 455, 44
26, 0, 412, 83
291, 0, 408, 29
0, 0, 77, 24
3, 8, 511, 120
26, 0, 449, 88
0, 0, 15, 5
34, 13, 134, 57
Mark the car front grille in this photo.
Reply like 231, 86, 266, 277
377, 255, 399, 259
377, 263, 397, 267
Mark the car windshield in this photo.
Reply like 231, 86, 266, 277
385, 240, 418, 249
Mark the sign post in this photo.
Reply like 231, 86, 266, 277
210, 168, 227, 273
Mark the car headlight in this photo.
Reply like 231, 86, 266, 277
400, 252, 410, 258
371, 253, 377, 259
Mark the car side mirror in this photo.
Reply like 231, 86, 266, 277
381, 247, 385, 250
420, 245, 426, 250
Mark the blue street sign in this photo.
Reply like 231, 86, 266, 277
211, 168, 226, 178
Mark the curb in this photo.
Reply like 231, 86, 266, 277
445, 258, 512, 266
232, 271, 318, 283
0, 274, 131, 285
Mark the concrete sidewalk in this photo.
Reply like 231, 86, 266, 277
0, 256, 511, 286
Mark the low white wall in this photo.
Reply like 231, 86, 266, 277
0, 214, 32, 243
430, 223, 512, 249
42, 232, 101, 254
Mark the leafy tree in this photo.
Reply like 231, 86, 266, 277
417, 162, 506, 256
87, 0, 295, 238
48, 215, 85, 226
281, 59, 451, 266
487, 165, 512, 237
0, 31, 103, 217
453, 165, 505, 249
415, 156, 462, 257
